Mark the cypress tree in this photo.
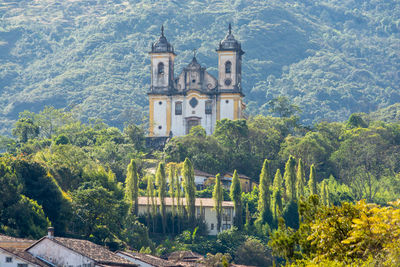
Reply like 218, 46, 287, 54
168, 165, 175, 234
272, 169, 284, 220
156, 162, 167, 234
183, 158, 196, 226
308, 164, 318, 196
230, 170, 243, 229
175, 168, 183, 233
284, 156, 297, 201
272, 169, 284, 198
147, 174, 156, 233
244, 202, 251, 233
320, 180, 330, 206
271, 187, 283, 221
213, 173, 223, 233
125, 159, 139, 216
257, 159, 273, 225
296, 158, 306, 199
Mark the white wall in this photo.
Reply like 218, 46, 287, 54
28, 238, 93, 267
218, 52, 237, 89
0, 249, 36, 267
220, 98, 234, 120
170, 93, 217, 136
151, 55, 171, 88
152, 99, 167, 136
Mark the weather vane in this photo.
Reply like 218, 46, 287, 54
193, 48, 197, 58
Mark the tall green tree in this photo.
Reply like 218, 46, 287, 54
230, 170, 243, 229
183, 158, 196, 226
284, 156, 297, 201
168, 164, 176, 233
257, 159, 273, 225
320, 180, 330, 206
156, 162, 167, 234
296, 158, 306, 199
125, 159, 139, 216
272, 169, 284, 221
175, 167, 183, 232
213, 173, 223, 233
146, 174, 156, 233
244, 202, 252, 233
308, 164, 318, 196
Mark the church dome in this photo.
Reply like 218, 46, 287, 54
217, 24, 244, 54
151, 25, 175, 53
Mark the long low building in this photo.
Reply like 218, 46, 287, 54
138, 197, 234, 235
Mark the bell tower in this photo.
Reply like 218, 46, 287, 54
150, 25, 176, 92
216, 24, 245, 121
217, 23, 244, 92
148, 26, 176, 137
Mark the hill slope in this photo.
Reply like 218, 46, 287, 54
0, 0, 399, 134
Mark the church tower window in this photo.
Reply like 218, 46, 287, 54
205, 101, 212, 114
225, 61, 232, 74
175, 101, 182, 115
158, 62, 164, 74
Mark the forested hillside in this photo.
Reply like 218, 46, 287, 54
0, 0, 399, 134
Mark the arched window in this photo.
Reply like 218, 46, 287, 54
205, 100, 212, 114
225, 61, 232, 74
158, 62, 164, 74
175, 101, 182, 115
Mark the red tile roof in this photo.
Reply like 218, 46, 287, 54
194, 169, 215, 177
224, 172, 251, 180
117, 251, 181, 267
28, 237, 137, 267
167, 251, 204, 262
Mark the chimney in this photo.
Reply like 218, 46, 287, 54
47, 227, 54, 239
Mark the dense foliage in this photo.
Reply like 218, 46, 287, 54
2, 107, 400, 266
0, 0, 399, 134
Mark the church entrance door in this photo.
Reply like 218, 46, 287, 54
186, 117, 201, 134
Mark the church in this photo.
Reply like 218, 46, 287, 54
148, 24, 245, 138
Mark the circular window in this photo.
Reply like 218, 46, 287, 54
158, 126, 162, 130
189, 97, 198, 108
224, 79, 232, 86
159, 101, 162, 105
225, 100, 229, 104
192, 79, 196, 83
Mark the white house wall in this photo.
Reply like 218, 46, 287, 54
28, 239, 93, 267
0, 249, 36, 267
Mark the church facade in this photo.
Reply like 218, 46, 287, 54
148, 25, 245, 137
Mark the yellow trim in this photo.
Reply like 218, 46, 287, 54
217, 51, 236, 56
149, 96, 169, 100
234, 99, 239, 120
166, 98, 171, 135
149, 100, 154, 136
219, 93, 242, 97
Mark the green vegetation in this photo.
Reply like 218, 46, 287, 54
0, 0, 399, 134
2, 105, 400, 265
